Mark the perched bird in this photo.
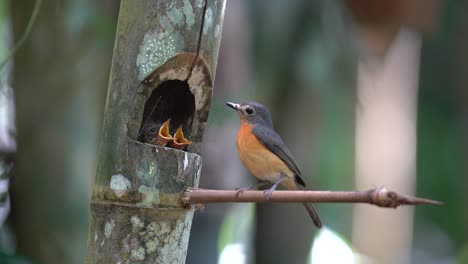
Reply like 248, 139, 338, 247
226, 101, 322, 228
141, 119, 174, 146
168, 126, 192, 150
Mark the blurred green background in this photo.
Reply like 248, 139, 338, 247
0, 0, 466, 263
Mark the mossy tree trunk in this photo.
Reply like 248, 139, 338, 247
10, 1, 118, 263
86, 1, 225, 263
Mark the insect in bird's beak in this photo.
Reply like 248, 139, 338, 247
169, 126, 192, 150
149, 119, 174, 146
226, 102, 241, 111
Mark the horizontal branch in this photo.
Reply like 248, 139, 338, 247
182, 187, 442, 208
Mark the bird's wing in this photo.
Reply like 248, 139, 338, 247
252, 125, 304, 185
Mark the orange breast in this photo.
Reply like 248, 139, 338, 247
236, 122, 294, 182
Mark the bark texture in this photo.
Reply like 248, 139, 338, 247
86, 1, 225, 263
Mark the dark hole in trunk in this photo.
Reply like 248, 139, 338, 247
137, 80, 195, 143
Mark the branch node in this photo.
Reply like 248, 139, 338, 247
371, 187, 399, 208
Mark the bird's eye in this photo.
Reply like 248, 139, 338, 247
149, 127, 157, 133
245, 107, 254, 115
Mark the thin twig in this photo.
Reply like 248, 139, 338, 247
0, 0, 42, 71
185, 0, 208, 82
182, 187, 442, 208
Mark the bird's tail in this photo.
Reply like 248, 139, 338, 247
295, 182, 322, 228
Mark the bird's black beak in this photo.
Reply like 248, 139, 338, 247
226, 102, 241, 111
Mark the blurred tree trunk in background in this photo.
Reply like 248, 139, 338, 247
353, 29, 421, 264
346, 1, 440, 263
251, 1, 356, 263
251, 1, 319, 262
187, 1, 252, 263
10, 1, 118, 263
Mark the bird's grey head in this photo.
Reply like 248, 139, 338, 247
226, 101, 273, 127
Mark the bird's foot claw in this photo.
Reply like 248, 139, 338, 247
235, 187, 249, 197
264, 189, 274, 200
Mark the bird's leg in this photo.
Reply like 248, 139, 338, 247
264, 174, 285, 200
235, 181, 269, 197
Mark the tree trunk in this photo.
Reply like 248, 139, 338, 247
10, 1, 118, 263
353, 28, 420, 264
0, 0, 15, 234
86, 1, 225, 263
